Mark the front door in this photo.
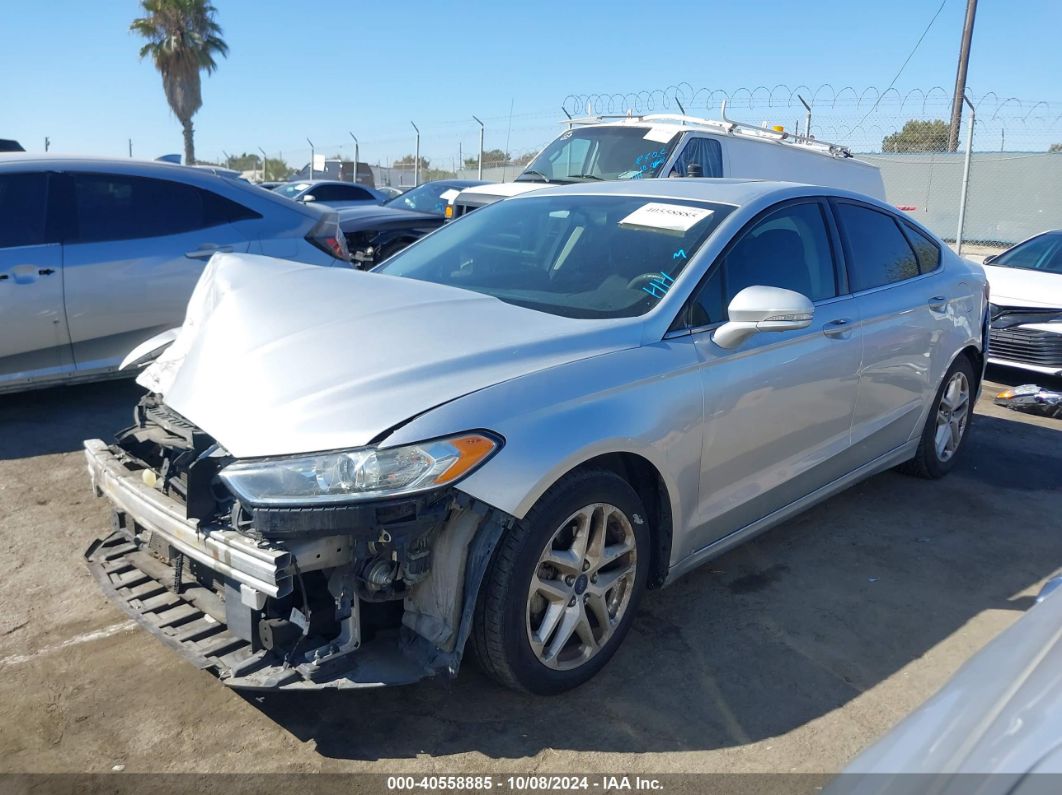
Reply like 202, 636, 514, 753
682, 199, 862, 558
0, 171, 72, 388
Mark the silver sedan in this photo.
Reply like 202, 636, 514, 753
84, 179, 988, 694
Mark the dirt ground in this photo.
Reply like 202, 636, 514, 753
0, 367, 1059, 777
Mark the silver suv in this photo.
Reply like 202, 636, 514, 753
0, 155, 349, 393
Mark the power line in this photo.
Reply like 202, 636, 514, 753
857, 0, 950, 128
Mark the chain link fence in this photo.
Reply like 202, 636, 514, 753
221, 85, 1061, 256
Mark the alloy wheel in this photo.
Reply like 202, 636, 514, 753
934, 370, 970, 462
525, 503, 637, 671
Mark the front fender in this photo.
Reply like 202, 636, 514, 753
381, 342, 704, 561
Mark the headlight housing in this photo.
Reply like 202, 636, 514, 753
217, 432, 499, 507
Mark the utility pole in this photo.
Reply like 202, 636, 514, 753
44, 137, 50, 152
258, 147, 268, 182
307, 138, 315, 179
128, 139, 133, 158
410, 121, 420, 186
473, 115, 484, 179
348, 132, 359, 182
948, 0, 978, 152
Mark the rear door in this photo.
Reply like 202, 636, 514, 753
831, 200, 947, 459
0, 171, 72, 388
60, 171, 253, 376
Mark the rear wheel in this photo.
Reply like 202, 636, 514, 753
899, 356, 975, 479
471, 470, 649, 694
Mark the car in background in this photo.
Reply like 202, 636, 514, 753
834, 572, 1062, 790
981, 230, 1062, 377
375, 186, 406, 200
258, 181, 285, 191
0, 154, 350, 394
341, 179, 489, 266
448, 110, 884, 219
83, 179, 986, 694
273, 179, 385, 208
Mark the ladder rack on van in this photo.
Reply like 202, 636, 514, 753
564, 103, 853, 159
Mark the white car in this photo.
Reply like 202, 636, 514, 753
449, 110, 885, 218
982, 230, 1062, 377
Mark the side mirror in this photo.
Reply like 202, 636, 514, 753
300, 194, 317, 203
713, 286, 814, 349
982, 253, 997, 265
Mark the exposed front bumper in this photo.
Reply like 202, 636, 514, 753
84, 439, 292, 598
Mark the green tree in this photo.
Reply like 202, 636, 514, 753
1049, 143, 1062, 153
511, 150, 538, 166
881, 119, 950, 153
223, 152, 289, 180
131, 0, 228, 166
393, 154, 430, 170
463, 148, 510, 168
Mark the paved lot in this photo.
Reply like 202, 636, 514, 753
0, 368, 1059, 775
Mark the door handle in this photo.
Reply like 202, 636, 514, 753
0, 274, 7, 281
38, 268, 55, 276
928, 296, 948, 313
185, 245, 233, 260
822, 318, 854, 338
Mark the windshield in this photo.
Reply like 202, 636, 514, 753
384, 182, 457, 215
275, 182, 310, 199
992, 233, 1062, 274
375, 194, 731, 319
520, 127, 679, 183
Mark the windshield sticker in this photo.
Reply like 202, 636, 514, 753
620, 203, 714, 234
641, 272, 675, 299
643, 127, 678, 144
673, 248, 688, 260
439, 188, 460, 202
633, 147, 669, 176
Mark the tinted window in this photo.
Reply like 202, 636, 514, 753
0, 172, 48, 248
689, 202, 837, 326
901, 222, 941, 273
836, 203, 919, 291
671, 137, 724, 178
311, 184, 373, 201
993, 233, 1062, 273
72, 174, 251, 243
377, 195, 731, 319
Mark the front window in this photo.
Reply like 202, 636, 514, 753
992, 233, 1062, 274
375, 194, 732, 319
384, 182, 458, 215
519, 127, 679, 183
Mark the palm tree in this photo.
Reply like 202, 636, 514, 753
131, 0, 228, 165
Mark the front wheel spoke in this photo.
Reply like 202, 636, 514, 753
533, 601, 565, 649
533, 574, 570, 604
949, 417, 964, 449
545, 606, 582, 661
573, 605, 598, 652
584, 508, 607, 568
594, 539, 634, 571
935, 422, 951, 454
586, 591, 613, 631
542, 548, 582, 575
589, 566, 633, 598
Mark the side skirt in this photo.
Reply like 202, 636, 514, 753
664, 440, 919, 585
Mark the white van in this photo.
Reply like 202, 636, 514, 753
450, 111, 884, 218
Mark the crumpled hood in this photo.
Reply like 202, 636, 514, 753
983, 264, 1062, 308
140, 253, 638, 458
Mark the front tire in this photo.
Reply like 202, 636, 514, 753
471, 469, 650, 694
899, 356, 975, 479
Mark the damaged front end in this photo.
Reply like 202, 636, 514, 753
84, 394, 509, 690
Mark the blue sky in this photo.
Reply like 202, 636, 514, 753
2, 0, 1059, 165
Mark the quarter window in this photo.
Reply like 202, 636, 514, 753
835, 203, 919, 291
901, 222, 941, 274
689, 201, 838, 326
0, 173, 49, 248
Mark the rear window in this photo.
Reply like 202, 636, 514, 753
835, 203, 920, 291
0, 172, 48, 248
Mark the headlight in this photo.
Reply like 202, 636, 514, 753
218, 432, 499, 506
